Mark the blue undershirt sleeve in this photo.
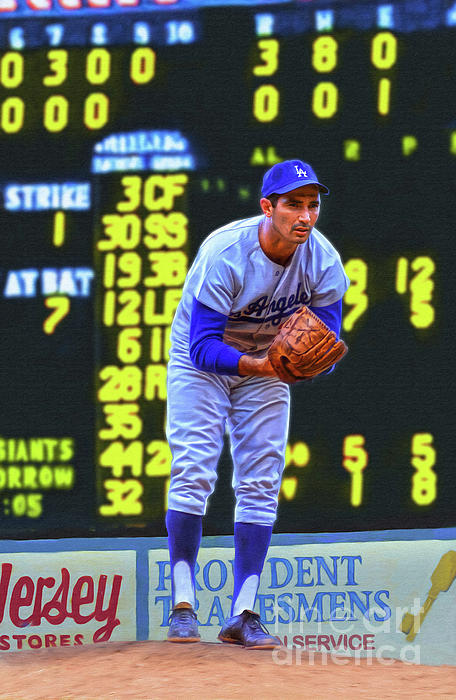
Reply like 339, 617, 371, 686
308, 298, 342, 338
189, 297, 242, 375
308, 298, 343, 375
189, 298, 343, 378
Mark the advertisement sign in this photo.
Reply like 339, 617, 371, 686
149, 539, 456, 665
0, 551, 136, 651
0, 532, 454, 664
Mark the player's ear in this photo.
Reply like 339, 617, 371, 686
260, 197, 274, 217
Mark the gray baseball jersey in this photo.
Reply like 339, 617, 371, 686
170, 214, 349, 362
166, 213, 349, 524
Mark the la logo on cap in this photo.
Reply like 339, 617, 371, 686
294, 165, 308, 178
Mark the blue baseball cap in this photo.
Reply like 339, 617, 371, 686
261, 159, 329, 198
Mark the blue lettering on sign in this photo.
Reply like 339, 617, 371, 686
92, 156, 146, 174
268, 557, 293, 589
4, 183, 91, 211
91, 130, 195, 174
200, 595, 226, 626
193, 561, 203, 592
342, 556, 363, 585
45, 24, 64, 46
295, 557, 315, 587
149, 155, 195, 172
377, 4, 394, 28
276, 592, 295, 623
257, 594, 275, 624
271, 555, 363, 588
152, 554, 391, 626
447, 3, 456, 25
328, 591, 348, 621
156, 561, 171, 591
154, 595, 172, 627
203, 559, 227, 592
255, 13, 274, 36
165, 20, 195, 45
314, 556, 339, 586
3, 268, 94, 298
8, 27, 25, 50
373, 590, 391, 621
296, 592, 327, 623
94, 130, 190, 155
315, 9, 334, 31
347, 590, 372, 620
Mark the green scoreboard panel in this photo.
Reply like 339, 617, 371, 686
0, 0, 454, 537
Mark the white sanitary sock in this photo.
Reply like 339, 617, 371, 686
173, 560, 195, 608
231, 574, 259, 617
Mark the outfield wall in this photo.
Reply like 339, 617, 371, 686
0, 528, 454, 665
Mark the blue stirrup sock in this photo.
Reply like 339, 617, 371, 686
231, 522, 273, 617
166, 509, 202, 609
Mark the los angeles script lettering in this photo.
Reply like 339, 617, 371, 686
0, 564, 122, 642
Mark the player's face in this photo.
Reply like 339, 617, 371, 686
264, 185, 321, 247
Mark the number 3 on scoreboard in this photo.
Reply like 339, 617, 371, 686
253, 39, 279, 77
43, 50, 68, 87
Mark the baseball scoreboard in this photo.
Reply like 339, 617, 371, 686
0, 0, 455, 538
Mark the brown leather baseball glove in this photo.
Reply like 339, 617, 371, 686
268, 305, 348, 384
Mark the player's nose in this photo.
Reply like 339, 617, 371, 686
298, 210, 311, 223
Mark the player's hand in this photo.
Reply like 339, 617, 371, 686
238, 354, 277, 377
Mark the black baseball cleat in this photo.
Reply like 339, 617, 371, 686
167, 602, 201, 643
218, 610, 282, 649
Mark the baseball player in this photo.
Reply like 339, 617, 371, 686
165, 160, 349, 648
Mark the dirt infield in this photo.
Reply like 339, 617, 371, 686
0, 641, 455, 700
